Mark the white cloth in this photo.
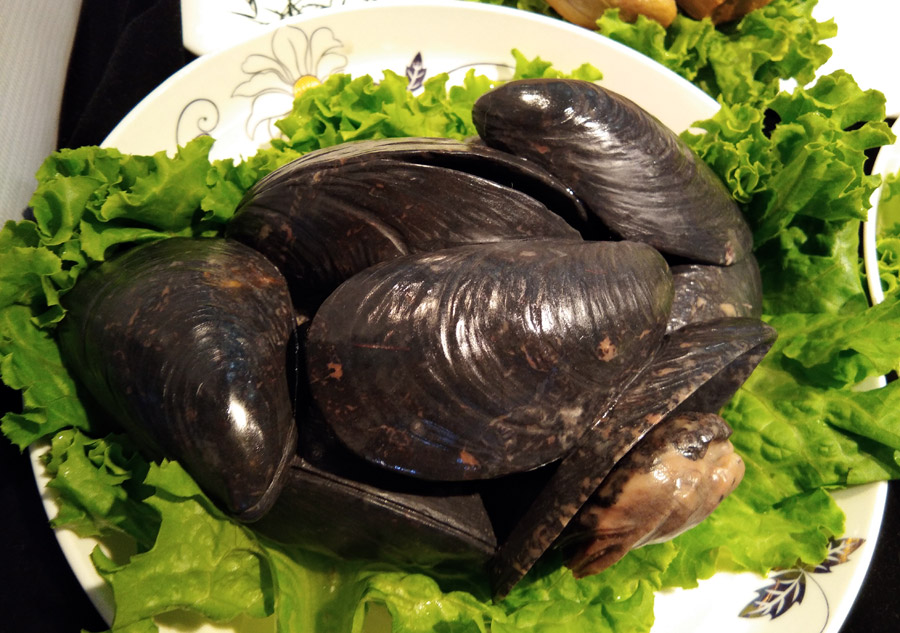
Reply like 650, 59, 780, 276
0, 0, 82, 224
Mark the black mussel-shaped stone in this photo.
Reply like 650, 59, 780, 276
489, 317, 776, 598
472, 78, 753, 266
253, 455, 497, 568
253, 404, 496, 566
58, 238, 298, 522
227, 137, 586, 311
559, 411, 744, 577
667, 255, 763, 332
306, 239, 673, 481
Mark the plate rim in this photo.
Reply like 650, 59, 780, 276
104, 0, 715, 151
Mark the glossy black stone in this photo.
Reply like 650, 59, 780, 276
306, 239, 673, 481
472, 78, 753, 266
668, 255, 764, 332
227, 137, 586, 311
57, 237, 298, 522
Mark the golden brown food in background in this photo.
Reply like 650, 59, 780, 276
547, 0, 773, 27
677, 0, 773, 23
546, 0, 678, 28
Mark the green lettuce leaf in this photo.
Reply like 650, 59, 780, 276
597, 10, 717, 84
0, 305, 91, 446
724, 360, 900, 494
262, 544, 365, 633
92, 460, 273, 631
877, 171, 900, 235
772, 306, 900, 387
275, 50, 601, 153
356, 572, 498, 633
875, 173, 900, 303
596, 0, 835, 106
43, 429, 158, 548
684, 71, 894, 315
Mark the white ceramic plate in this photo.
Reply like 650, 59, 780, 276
180, 0, 900, 117
865, 118, 900, 306
33, 2, 887, 632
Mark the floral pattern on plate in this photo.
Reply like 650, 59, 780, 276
740, 537, 865, 630
232, 24, 348, 139
232, 0, 378, 24
175, 21, 511, 146
176, 23, 348, 146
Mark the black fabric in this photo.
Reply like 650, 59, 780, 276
58, 0, 196, 150
0, 1, 898, 631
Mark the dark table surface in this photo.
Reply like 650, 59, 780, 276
1, 1, 898, 631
